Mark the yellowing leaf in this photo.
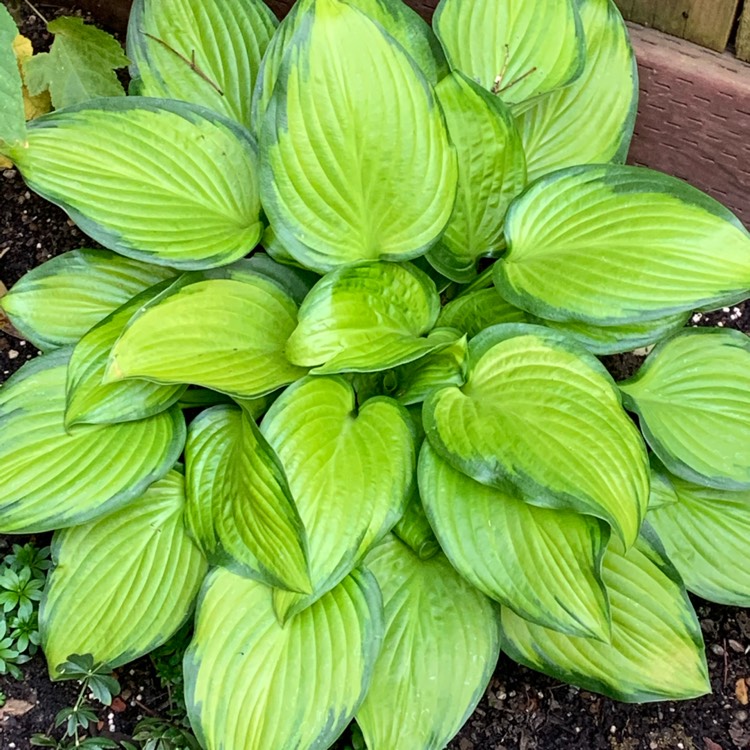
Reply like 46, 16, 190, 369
14, 35, 51, 120
0, 33, 50, 168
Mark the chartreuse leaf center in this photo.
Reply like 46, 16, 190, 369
423, 324, 649, 547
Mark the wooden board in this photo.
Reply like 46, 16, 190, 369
738, 2, 750, 63
627, 24, 750, 227
614, 0, 740, 51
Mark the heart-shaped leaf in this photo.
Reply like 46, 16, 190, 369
66, 281, 187, 426
41, 471, 207, 674
0, 249, 175, 351
260, 0, 456, 272
648, 472, 750, 606
107, 272, 306, 399
127, 0, 278, 131
11, 98, 262, 269
495, 165, 750, 325
428, 72, 526, 282
436, 288, 530, 337
516, 0, 637, 181
260, 376, 414, 619
433, 0, 585, 105
184, 566, 383, 750
500, 530, 710, 702
0, 350, 185, 533
357, 535, 500, 750
423, 324, 649, 546
419, 442, 610, 639
185, 404, 311, 594
619, 329, 750, 489
286, 262, 441, 374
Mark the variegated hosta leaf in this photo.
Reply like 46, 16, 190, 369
185, 404, 311, 593
260, 376, 414, 620
433, 0, 585, 106
0, 350, 185, 533
107, 273, 306, 399
66, 281, 187, 426
539, 310, 691, 356
0, 5, 26, 153
619, 329, 750, 489
390, 329, 467, 406
419, 442, 610, 639
436, 287, 530, 337
127, 0, 278, 131
286, 262, 441, 374
428, 72, 526, 282
260, 0, 456, 272
423, 324, 649, 546
648, 473, 750, 606
500, 531, 710, 702
517, 0, 638, 181
495, 165, 750, 325
393, 485, 441, 561
0, 249, 175, 351
252, 0, 448, 126
41, 471, 207, 674
357, 535, 500, 750
10, 98, 262, 269
427, 72, 526, 283
184, 567, 383, 750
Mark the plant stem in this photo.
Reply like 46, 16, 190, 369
23, 0, 48, 24
72, 677, 89, 748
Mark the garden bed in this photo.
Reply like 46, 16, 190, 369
1, 5, 750, 750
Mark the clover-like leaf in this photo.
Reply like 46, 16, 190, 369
423, 324, 649, 546
41, 471, 207, 674
357, 535, 500, 750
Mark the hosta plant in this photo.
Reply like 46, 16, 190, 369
1, 0, 750, 748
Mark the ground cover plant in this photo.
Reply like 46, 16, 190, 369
1, 0, 750, 749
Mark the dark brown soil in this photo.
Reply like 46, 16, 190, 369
2, 5, 750, 750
